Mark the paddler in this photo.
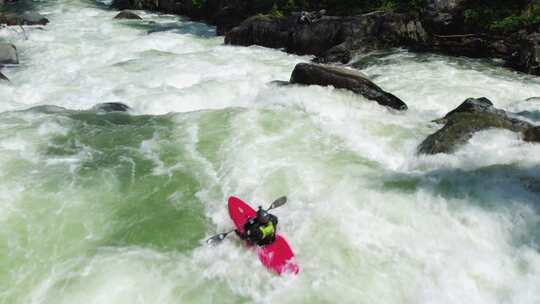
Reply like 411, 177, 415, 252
236, 206, 278, 246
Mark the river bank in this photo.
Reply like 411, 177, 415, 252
110, 0, 540, 76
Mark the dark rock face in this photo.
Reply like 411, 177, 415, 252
0, 12, 49, 26
0, 44, 18, 65
114, 10, 142, 20
412, 22, 540, 75
110, 0, 131, 10
226, 12, 428, 64
92, 103, 131, 112
523, 126, 540, 143
418, 97, 533, 155
510, 27, 540, 75
422, 0, 468, 35
290, 63, 407, 110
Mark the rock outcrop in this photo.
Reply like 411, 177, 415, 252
290, 63, 407, 110
0, 44, 18, 65
114, 10, 142, 20
418, 97, 534, 155
226, 12, 429, 64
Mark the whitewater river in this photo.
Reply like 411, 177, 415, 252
1, 0, 540, 303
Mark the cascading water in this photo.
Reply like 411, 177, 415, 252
1, 0, 540, 303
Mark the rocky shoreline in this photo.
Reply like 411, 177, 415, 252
110, 0, 540, 76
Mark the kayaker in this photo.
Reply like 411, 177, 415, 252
236, 206, 278, 246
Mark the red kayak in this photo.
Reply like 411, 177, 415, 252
228, 196, 299, 275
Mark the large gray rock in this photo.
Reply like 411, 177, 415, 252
0, 44, 18, 65
418, 97, 533, 155
290, 63, 407, 111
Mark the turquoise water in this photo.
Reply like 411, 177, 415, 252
1, 1, 540, 303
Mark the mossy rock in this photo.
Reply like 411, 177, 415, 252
418, 97, 533, 155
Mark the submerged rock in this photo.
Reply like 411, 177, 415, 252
0, 44, 18, 65
0, 70, 8, 82
523, 126, 540, 143
0, 12, 49, 26
92, 102, 130, 113
114, 10, 142, 20
21, 12, 49, 25
290, 63, 407, 110
418, 97, 533, 155
269, 80, 290, 87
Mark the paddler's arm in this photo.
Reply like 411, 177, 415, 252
269, 214, 278, 226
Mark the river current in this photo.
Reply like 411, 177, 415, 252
1, 1, 540, 303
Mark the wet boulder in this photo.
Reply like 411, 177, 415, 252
225, 15, 290, 49
92, 102, 130, 112
290, 63, 407, 110
114, 10, 142, 20
418, 97, 533, 155
523, 126, 540, 143
0, 44, 18, 65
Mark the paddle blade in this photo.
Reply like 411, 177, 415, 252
268, 196, 287, 210
206, 231, 230, 246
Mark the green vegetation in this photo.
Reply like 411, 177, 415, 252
462, 0, 540, 32
195, 0, 540, 32
269, 3, 284, 17
490, 1, 540, 31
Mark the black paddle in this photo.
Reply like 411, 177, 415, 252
205, 196, 287, 246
